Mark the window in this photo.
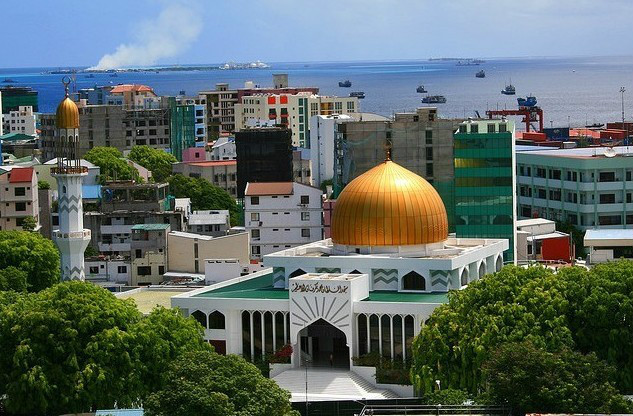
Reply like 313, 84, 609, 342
251, 229, 260, 238
536, 168, 546, 178
549, 190, 561, 201
194, 243, 199, 258
117, 266, 127, 273
470, 124, 479, 133
487, 123, 496, 133
209, 311, 226, 329
194, 260, 199, 273
300, 195, 310, 204
301, 228, 310, 237
14, 187, 25, 196
89, 266, 99, 274
251, 213, 260, 221
251, 196, 259, 205
301, 212, 310, 221
499, 123, 507, 133
628, 171, 632, 181
137, 266, 151, 276
599, 215, 622, 226
426, 147, 433, 161
549, 170, 561, 180
426, 163, 433, 177
15, 202, 26, 211
251, 246, 261, 255
600, 194, 615, 204
425, 130, 433, 144
599, 172, 616, 182
402, 271, 425, 291
159, 266, 165, 275
628, 193, 632, 204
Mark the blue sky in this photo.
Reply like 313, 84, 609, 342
2, 0, 633, 68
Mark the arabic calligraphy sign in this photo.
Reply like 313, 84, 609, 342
290, 282, 349, 294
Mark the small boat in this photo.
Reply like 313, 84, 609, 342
110, 73, 118, 77
349, 91, 365, 99
2, 78, 16, 83
416, 85, 428, 93
475, 70, 485, 78
585, 123, 604, 129
85, 74, 95, 78
421, 95, 447, 104
517, 95, 537, 108
338, 80, 352, 88
501, 83, 516, 95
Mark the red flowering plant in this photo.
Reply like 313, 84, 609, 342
269, 344, 293, 364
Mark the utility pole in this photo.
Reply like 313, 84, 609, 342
620, 87, 626, 125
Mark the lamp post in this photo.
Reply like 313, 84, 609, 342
620, 87, 626, 125
303, 357, 310, 416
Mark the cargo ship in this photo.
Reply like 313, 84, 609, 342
501, 83, 516, 95
421, 95, 447, 104
349, 91, 365, 99
416, 85, 428, 93
338, 80, 352, 87
517, 95, 537, 107
475, 70, 485, 78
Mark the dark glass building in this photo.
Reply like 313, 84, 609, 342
453, 119, 516, 262
0, 86, 39, 113
235, 127, 293, 198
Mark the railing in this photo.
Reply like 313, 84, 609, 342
51, 166, 88, 175
358, 404, 507, 416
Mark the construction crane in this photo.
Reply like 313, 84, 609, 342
486, 96, 544, 132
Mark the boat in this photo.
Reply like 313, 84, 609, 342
475, 70, 485, 78
110, 73, 118, 77
85, 74, 95, 78
421, 95, 447, 104
501, 83, 516, 95
338, 80, 352, 88
349, 91, 365, 99
585, 123, 605, 129
416, 85, 428, 93
2, 78, 16, 83
517, 95, 537, 108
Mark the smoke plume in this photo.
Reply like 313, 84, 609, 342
89, 0, 202, 70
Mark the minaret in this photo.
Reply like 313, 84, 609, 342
51, 78, 91, 281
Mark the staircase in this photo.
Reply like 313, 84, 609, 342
273, 367, 399, 402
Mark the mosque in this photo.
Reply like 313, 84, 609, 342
172, 153, 507, 378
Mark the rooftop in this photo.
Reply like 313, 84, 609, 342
188, 210, 229, 225
186, 160, 237, 167
131, 223, 171, 231
8, 167, 34, 183
43, 158, 97, 169
517, 145, 633, 159
116, 287, 192, 314
585, 228, 633, 244
245, 182, 294, 196
516, 218, 555, 228
110, 84, 155, 94
193, 272, 449, 304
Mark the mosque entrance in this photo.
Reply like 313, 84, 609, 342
299, 319, 349, 369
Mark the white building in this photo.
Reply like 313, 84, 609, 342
187, 210, 231, 237
245, 182, 324, 260
234, 92, 359, 148
172, 157, 507, 398
2, 106, 37, 137
209, 136, 236, 160
51, 82, 91, 281
309, 114, 352, 187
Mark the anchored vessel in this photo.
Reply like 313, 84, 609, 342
338, 80, 352, 88
421, 95, 447, 104
349, 91, 365, 99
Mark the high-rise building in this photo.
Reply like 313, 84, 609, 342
169, 97, 196, 161
0, 86, 38, 113
235, 127, 293, 198
51, 80, 91, 281
2, 106, 37, 137
453, 119, 516, 262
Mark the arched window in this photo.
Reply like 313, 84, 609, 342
496, 255, 503, 272
209, 311, 225, 329
191, 310, 207, 328
241, 311, 251, 360
350, 269, 362, 275
289, 268, 306, 278
357, 314, 368, 355
62, 186, 67, 194
478, 262, 486, 279
460, 268, 469, 287
402, 271, 425, 291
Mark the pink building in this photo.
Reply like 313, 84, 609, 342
182, 147, 206, 162
0, 167, 39, 231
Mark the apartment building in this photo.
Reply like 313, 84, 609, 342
131, 223, 170, 286
2, 106, 37, 137
187, 210, 231, 236
234, 92, 358, 147
172, 160, 238, 197
0, 167, 39, 231
244, 181, 323, 260
517, 146, 633, 230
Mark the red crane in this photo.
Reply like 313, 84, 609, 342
485, 106, 544, 132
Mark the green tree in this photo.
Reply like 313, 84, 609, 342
483, 341, 631, 415
20, 215, 37, 232
37, 180, 51, 190
421, 389, 470, 405
85, 245, 99, 257
144, 350, 298, 416
84, 146, 139, 184
0, 283, 211, 415
0, 266, 27, 292
128, 145, 178, 182
0, 230, 60, 292
168, 174, 239, 224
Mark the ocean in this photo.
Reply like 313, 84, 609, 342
1, 55, 632, 129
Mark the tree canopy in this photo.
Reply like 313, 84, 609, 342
0, 266, 27, 292
144, 350, 298, 416
482, 341, 631, 414
84, 146, 140, 184
411, 262, 633, 405
168, 174, 238, 224
0, 230, 60, 292
0, 282, 211, 415
128, 145, 178, 182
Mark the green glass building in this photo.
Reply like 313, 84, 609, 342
169, 97, 196, 161
0, 86, 38, 113
453, 119, 516, 262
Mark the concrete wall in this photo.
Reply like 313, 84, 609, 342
168, 232, 250, 274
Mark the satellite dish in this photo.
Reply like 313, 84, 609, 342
605, 147, 617, 158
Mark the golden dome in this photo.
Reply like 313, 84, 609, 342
331, 160, 448, 246
56, 96, 79, 129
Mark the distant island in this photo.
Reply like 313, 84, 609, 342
46, 61, 271, 75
